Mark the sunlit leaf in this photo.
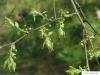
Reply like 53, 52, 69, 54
14, 22, 19, 28
43, 37, 53, 52
58, 28, 65, 38
48, 32, 53, 36
3, 44, 17, 72
66, 66, 88, 75
5, 17, 14, 26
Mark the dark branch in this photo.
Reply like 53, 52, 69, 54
73, 0, 99, 35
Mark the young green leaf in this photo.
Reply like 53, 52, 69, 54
43, 37, 53, 52
3, 44, 17, 72
58, 28, 65, 38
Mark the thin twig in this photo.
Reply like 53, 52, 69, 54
1, 9, 61, 49
83, 30, 90, 71
74, 0, 99, 35
1, 5, 17, 26
8, 5, 16, 17
0, 23, 49, 49
53, 0, 57, 19
71, 0, 90, 70
71, 0, 85, 27
84, 43, 90, 70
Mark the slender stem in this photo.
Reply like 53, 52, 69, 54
83, 30, 90, 71
53, 0, 56, 19
8, 5, 16, 17
84, 44, 90, 70
71, 0, 90, 70
0, 11, 77, 49
0, 23, 49, 49
71, 0, 85, 27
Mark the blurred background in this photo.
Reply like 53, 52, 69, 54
0, 0, 100, 75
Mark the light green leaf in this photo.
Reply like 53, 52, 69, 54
12, 61, 16, 72
3, 58, 9, 69
58, 28, 65, 38
15, 22, 19, 28
48, 32, 53, 36
5, 17, 14, 26
43, 37, 53, 52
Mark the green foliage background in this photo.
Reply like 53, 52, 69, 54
0, 0, 100, 75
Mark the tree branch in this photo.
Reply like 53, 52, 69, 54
71, 0, 90, 70
0, 23, 49, 49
